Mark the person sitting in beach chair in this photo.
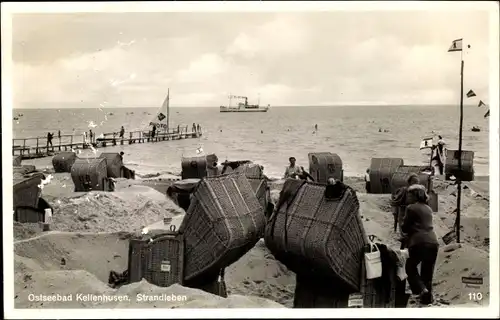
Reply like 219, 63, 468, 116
283, 157, 303, 179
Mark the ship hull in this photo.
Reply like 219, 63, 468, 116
220, 108, 268, 113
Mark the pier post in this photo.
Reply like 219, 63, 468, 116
113, 133, 116, 146
129, 132, 133, 144
70, 135, 73, 149
23, 139, 26, 156
36, 138, 39, 154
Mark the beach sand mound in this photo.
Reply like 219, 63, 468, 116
434, 243, 489, 306
50, 185, 184, 233
14, 232, 130, 283
225, 239, 296, 307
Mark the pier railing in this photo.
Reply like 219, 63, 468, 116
12, 125, 201, 158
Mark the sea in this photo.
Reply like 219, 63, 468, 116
12, 105, 490, 179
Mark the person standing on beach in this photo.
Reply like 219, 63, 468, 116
89, 129, 94, 144
402, 184, 439, 305
119, 126, 125, 139
197, 124, 201, 133
283, 157, 303, 179
58, 130, 61, 139
391, 173, 420, 239
192, 123, 197, 133
364, 168, 371, 193
314, 124, 318, 131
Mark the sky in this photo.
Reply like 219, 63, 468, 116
9, 4, 496, 108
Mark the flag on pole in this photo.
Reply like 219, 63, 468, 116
420, 137, 434, 150
478, 100, 487, 108
448, 39, 463, 52
484, 109, 490, 118
466, 90, 476, 98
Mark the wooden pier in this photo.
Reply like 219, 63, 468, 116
12, 125, 202, 159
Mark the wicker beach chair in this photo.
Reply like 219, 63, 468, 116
71, 158, 111, 192
181, 155, 208, 179
52, 152, 77, 173
369, 158, 404, 194
390, 165, 433, 194
445, 149, 474, 181
265, 178, 365, 292
13, 172, 45, 223
308, 152, 344, 183
179, 173, 265, 282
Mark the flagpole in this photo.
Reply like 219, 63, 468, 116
456, 49, 464, 244
166, 88, 170, 135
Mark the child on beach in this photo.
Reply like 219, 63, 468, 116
364, 168, 371, 193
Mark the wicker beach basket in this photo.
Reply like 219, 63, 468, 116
181, 155, 208, 179
52, 152, 77, 173
445, 149, 474, 181
308, 152, 344, 183
390, 165, 433, 194
369, 158, 404, 194
13, 155, 22, 166
265, 179, 365, 292
13, 173, 45, 222
128, 231, 185, 287
71, 158, 110, 192
179, 173, 265, 281
99, 153, 124, 178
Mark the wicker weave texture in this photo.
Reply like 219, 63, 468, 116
264, 180, 365, 291
99, 153, 123, 178
179, 173, 265, 281
13, 173, 44, 211
52, 152, 77, 173
247, 177, 269, 211
181, 156, 208, 179
308, 152, 343, 183
128, 233, 184, 287
369, 158, 404, 194
445, 149, 474, 181
390, 165, 433, 194
13, 165, 37, 176
71, 158, 108, 192
233, 163, 264, 179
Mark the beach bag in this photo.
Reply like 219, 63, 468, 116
265, 179, 366, 292
364, 242, 382, 279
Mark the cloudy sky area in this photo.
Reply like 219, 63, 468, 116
12, 8, 492, 108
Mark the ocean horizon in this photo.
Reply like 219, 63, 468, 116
12, 105, 490, 179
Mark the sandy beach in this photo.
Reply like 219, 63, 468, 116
12, 160, 490, 309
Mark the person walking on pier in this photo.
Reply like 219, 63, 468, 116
119, 126, 125, 139
47, 132, 54, 151
151, 125, 157, 139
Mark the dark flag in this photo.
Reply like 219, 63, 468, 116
157, 113, 166, 121
484, 109, 490, 118
478, 100, 486, 108
466, 90, 476, 98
